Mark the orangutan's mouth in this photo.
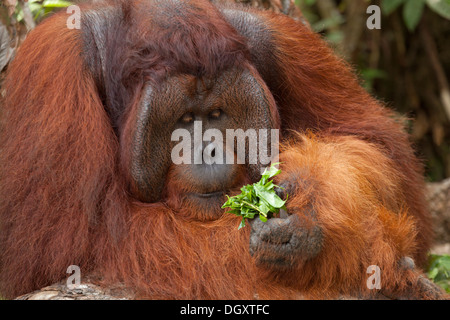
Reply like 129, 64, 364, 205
190, 191, 225, 199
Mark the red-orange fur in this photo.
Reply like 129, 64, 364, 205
274, 134, 421, 298
0, 0, 439, 299
264, 14, 432, 265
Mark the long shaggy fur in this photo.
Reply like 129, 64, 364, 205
0, 0, 439, 299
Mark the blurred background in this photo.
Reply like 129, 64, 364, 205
231, 0, 450, 183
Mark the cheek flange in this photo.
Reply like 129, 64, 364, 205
128, 85, 173, 203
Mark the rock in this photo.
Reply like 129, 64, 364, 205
427, 178, 450, 244
15, 282, 133, 300
431, 243, 450, 256
27, 291, 60, 300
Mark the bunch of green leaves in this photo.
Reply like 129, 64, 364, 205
222, 163, 288, 230
427, 254, 450, 293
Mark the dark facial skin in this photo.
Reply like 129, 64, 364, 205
128, 67, 277, 204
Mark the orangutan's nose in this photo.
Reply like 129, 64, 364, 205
191, 141, 235, 189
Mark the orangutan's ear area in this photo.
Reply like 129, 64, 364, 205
0, 0, 446, 300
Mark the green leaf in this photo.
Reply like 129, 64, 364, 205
258, 201, 270, 216
43, 0, 73, 8
426, 0, 450, 20
428, 267, 439, 280
403, 0, 426, 31
261, 163, 282, 180
427, 254, 450, 292
254, 185, 286, 209
264, 181, 275, 191
382, 0, 405, 15
242, 201, 266, 217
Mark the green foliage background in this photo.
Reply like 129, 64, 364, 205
296, 0, 450, 182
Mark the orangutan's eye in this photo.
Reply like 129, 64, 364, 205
209, 109, 222, 120
180, 112, 195, 124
